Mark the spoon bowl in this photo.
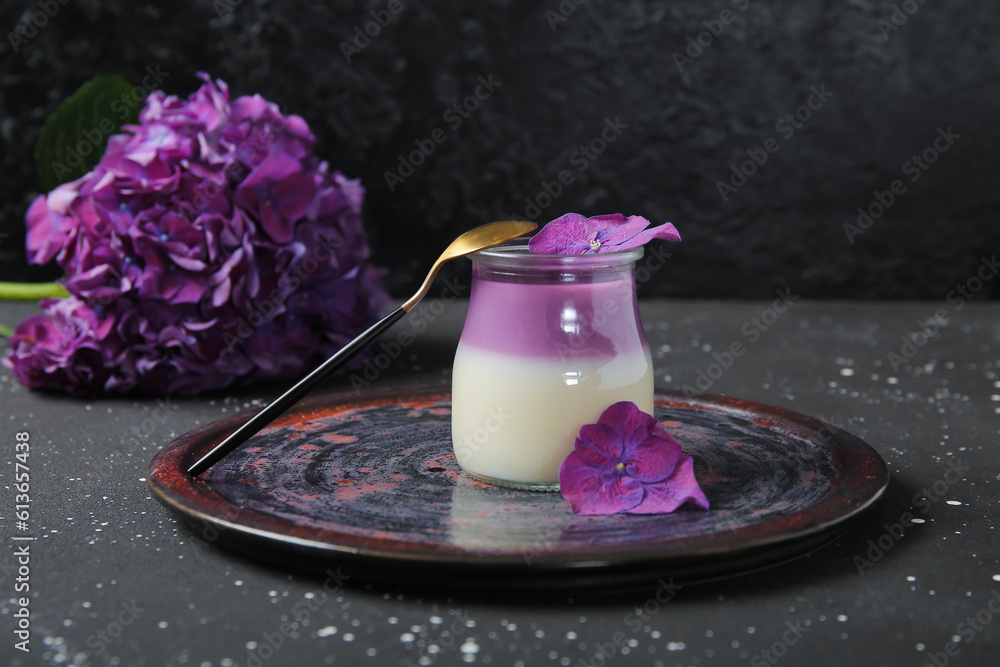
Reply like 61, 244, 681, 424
402, 220, 536, 311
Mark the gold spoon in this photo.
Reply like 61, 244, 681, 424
187, 219, 536, 477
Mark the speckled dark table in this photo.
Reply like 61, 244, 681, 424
2, 299, 998, 667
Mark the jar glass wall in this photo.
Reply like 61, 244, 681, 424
451, 240, 653, 490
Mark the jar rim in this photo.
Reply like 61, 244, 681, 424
469, 238, 643, 268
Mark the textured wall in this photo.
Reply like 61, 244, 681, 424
1, 0, 998, 298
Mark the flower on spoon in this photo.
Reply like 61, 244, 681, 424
528, 213, 680, 255
559, 401, 709, 516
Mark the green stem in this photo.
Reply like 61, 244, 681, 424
0, 323, 13, 339
0, 282, 70, 301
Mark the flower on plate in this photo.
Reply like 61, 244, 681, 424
527, 213, 680, 255
4, 73, 389, 396
558, 401, 709, 516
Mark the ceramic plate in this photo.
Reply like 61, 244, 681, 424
147, 385, 888, 590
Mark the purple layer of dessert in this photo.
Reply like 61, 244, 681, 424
459, 274, 649, 359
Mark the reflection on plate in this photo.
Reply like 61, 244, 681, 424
147, 386, 888, 590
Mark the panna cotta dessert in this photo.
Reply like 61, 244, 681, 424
451, 241, 653, 490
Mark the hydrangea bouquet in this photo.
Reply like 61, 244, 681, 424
2, 73, 388, 396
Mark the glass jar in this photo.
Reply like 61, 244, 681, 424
451, 240, 654, 491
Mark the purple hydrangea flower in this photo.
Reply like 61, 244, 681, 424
4, 297, 123, 393
528, 213, 680, 255
4, 73, 389, 396
558, 402, 709, 516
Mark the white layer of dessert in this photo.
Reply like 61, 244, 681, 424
451, 344, 654, 486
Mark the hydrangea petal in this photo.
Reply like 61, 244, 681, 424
558, 402, 709, 516
630, 454, 710, 513
25, 195, 75, 265
586, 214, 646, 246
624, 430, 682, 483
621, 221, 681, 246
527, 212, 593, 255
577, 422, 624, 463
529, 213, 681, 255
559, 451, 644, 516
597, 400, 654, 446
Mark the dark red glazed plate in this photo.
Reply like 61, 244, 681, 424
147, 385, 888, 590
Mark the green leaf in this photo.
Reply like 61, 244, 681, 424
34, 74, 141, 192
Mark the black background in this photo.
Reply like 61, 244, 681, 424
1, 0, 998, 299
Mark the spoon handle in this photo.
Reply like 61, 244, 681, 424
187, 306, 406, 477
